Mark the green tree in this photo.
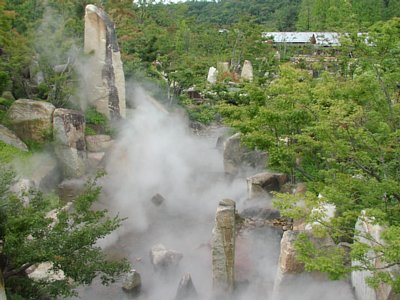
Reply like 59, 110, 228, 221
0, 149, 129, 299
220, 17, 400, 292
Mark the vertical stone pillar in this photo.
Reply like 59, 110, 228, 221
272, 230, 305, 296
241, 60, 253, 82
212, 199, 236, 294
84, 4, 126, 120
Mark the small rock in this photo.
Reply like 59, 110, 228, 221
122, 269, 141, 296
151, 193, 166, 206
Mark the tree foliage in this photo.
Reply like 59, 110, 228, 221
0, 165, 129, 299
221, 17, 400, 291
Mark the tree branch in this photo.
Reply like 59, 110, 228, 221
4, 262, 35, 281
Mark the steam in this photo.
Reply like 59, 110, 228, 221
80, 84, 355, 300
30, 5, 355, 299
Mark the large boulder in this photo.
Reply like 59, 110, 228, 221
7, 99, 55, 143
212, 199, 236, 294
53, 108, 87, 178
0, 124, 28, 151
241, 60, 253, 82
223, 133, 267, 177
84, 4, 126, 120
247, 172, 288, 199
149, 244, 183, 272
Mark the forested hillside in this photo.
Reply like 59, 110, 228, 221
1, 0, 400, 298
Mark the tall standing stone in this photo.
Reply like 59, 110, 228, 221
241, 60, 253, 82
207, 67, 218, 84
53, 109, 87, 178
212, 199, 236, 294
84, 4, 126, 120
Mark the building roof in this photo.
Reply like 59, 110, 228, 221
262, 32, 341, 46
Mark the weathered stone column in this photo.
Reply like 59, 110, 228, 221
241, 60, 253, 82
272, 230, 305, 296
212, 199, 236, 294
84, 4, 126, 120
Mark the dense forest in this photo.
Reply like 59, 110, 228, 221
1, 0, 400, 298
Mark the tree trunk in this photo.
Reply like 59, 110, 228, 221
0, 269, 6, 300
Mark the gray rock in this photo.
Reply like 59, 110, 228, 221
87, 152, 105, 169
175, 273, 198, 300
0, 124, 28, 151
149, 244, 183, 271
223, 133, 267, 177
278, 230, 304, 274
151, 193, 166, 206
247, 172, 288, 199
122, 269, 141, 296
7, 99, 55, 143
53, 108, 87, 178
85, 134, 113, 152
212, 199, 236, 293
240, 207, 280, 220
241, 60, 253, 82
84, 4, 126, 120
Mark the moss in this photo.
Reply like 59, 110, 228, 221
0, 141, 31, 164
